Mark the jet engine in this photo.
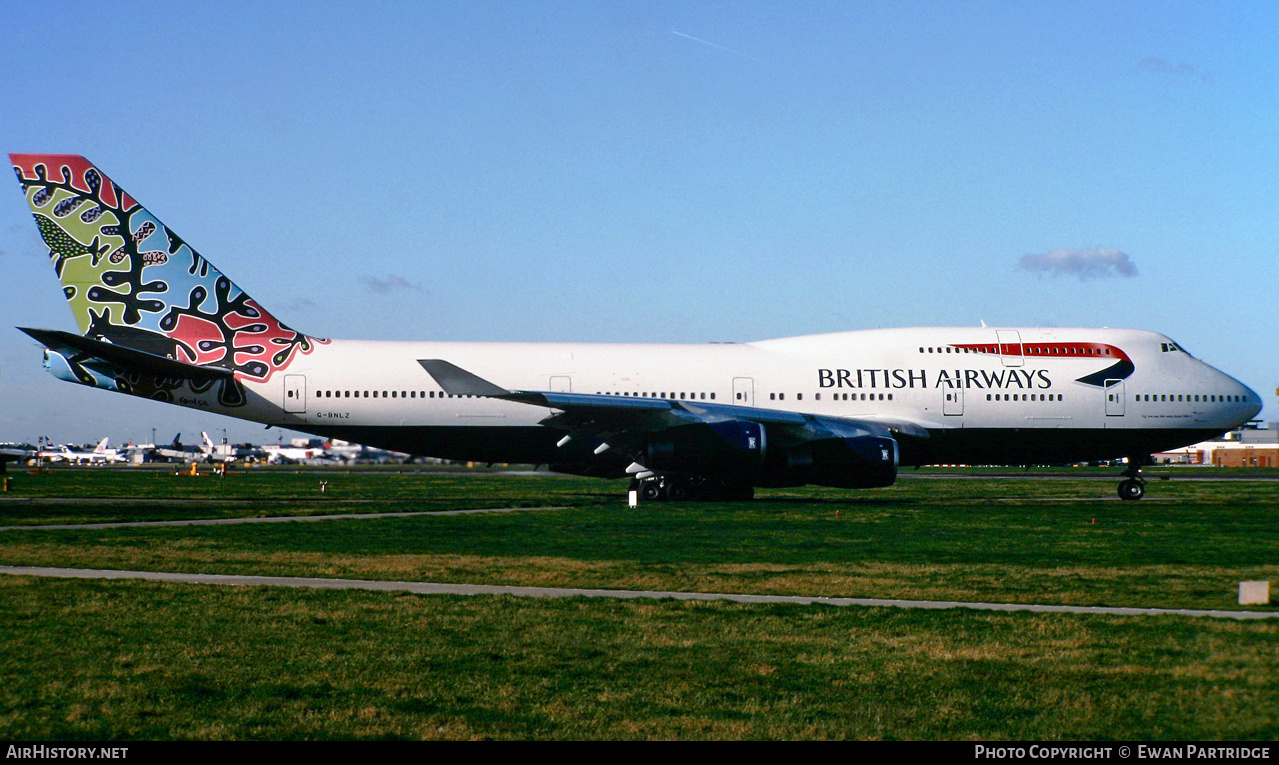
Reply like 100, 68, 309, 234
778, 435, 898, 488
643, 420, 767, 472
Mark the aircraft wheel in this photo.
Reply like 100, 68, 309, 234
1118, 479, 1145, 501
665, 482, 688, 501
640, 482, 663, 502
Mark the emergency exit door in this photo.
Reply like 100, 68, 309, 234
943, 380, 964, 416
1105, 380, 1125, 416
283, 375, 307, 413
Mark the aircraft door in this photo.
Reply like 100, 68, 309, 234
283, 375, 307, 413
997, 330, 1024, 367
733, 377, 755, 406
1105, 380, 1125, 416
943, 379, 964, 416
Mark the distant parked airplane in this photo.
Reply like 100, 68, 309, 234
9, 154, 1262, 500
145, 433, 203, 463
261, 441, 340, 465
43, 437, 125, 465
198, 432, 237, 464
0, 442, 37, 471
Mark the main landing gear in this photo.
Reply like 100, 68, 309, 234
1117, 462, 1147, 501
629, 475, 755, 502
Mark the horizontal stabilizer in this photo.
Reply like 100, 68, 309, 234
18, 327, 234, 382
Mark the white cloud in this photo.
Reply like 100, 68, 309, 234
1138, 57, 1212, 84
283, 297, 316, 312
359, 274, 421, 294
1018, 248, 1138, 280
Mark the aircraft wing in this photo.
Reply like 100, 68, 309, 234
18, 327, 234, 382
419, 359, 930, 482
420, 359, 929, 434
0, 444, 37, 464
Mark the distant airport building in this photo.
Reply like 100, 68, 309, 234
1212, 445, 1279, 468
1152, 421, 1279, 467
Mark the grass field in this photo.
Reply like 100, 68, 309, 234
0, 466, 1276, 739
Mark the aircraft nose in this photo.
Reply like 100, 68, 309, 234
1241, 382, 1263, 421
1221, 372, 1263, 425
1204, 364, 1262, 430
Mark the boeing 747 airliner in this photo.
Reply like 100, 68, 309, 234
8, 155, 1261, 500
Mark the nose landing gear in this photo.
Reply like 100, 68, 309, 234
1118, 462, 1147, 500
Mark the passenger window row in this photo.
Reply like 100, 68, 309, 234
1135, 394, 1247, 403
918, 346, 1114, 356
986, 393, 1063, 402
595, 392, 716, 401
592, 390, 902, 404
1027, 346, 1111, 356
315, 389, 466, 399
310, 388, 1245, 407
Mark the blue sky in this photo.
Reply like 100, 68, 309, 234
1, 0, 1275, 445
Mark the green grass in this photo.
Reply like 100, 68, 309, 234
0, 467, 608, 525
1, 576, 1275, 740
0, 467, 1276, 739
1, 468, 1276, 610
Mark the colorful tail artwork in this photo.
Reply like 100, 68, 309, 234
9, 154, 326, 407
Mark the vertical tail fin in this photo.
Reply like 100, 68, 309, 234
9, 154, 325, 384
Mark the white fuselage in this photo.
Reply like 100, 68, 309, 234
197, 326, 1258, 468
18, 156, 1259, 484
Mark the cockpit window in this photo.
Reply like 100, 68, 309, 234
1160, 340, 1193, 357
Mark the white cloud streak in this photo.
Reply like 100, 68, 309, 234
671, 30, 752, 59
1018, 248, 1139, 280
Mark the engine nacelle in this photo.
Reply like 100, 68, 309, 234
780, 435, 898, 488
645, 420, 767, 471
